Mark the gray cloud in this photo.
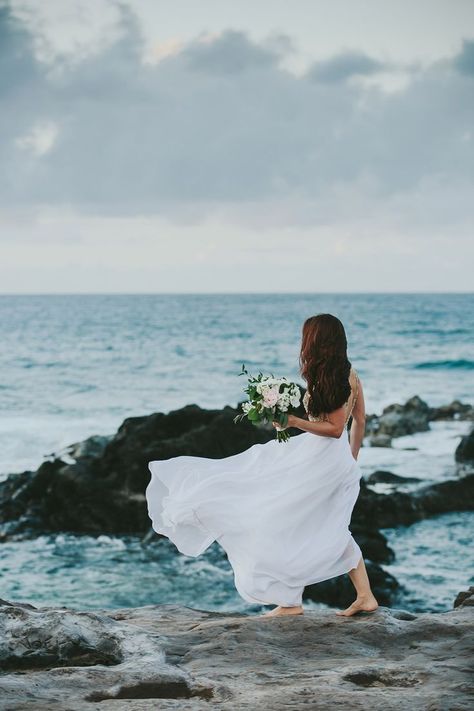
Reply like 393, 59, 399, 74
306, 50, 386, 83
454, 38, 474, 75
182, 29, 282, 75
0, 2, 473, 226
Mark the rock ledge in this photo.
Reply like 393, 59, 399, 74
1, 589, 473, 710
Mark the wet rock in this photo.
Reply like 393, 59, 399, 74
368, 433, 393, 448
304, 560, 399, 607
0, 404, 283, 540
1, 396, 471, 544
66, 434, 112, 461
430, 400, 474, 421
350, 524, 396, 563
367, 395, 431, 440
0, 599, 123, 671
1, 398, 473, 614
0, 594, 472, 710
354, 474, 474, 528
0, 599, 212, 710
454, 586, 474, 608
455, 426, 474, 463
366, 470, 422, 485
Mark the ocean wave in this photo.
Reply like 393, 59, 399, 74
396, 328, 469, 336
414, 359, 474, 370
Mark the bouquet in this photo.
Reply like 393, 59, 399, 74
233, 364, 302, 442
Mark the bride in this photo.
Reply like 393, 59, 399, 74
146, 313, 379, 618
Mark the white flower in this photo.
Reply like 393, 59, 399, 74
242, 401, 252, 413
290, 394, 301, 408
277, 392, 290, 412
262, 385, 280, 407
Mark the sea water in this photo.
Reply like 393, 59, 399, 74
0, 293, 473, 612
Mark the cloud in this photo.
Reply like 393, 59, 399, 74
453, 38, 474, 75
0, 1, 473, 237
15, 120, 59, 155
182, 29, 283, 75
306, 50, 386, 83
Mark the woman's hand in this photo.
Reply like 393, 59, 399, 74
272, 414, 297, 431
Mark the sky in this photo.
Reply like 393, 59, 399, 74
0, 0, 473, 293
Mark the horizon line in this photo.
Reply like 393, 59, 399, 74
0, 290, 472, 297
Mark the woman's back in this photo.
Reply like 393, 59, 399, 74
303, 366, 360, 427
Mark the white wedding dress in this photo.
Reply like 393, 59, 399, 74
146, 367, 363, 607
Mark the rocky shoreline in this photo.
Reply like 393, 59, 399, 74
0, 588, 473, 710
0, 393, 473, 610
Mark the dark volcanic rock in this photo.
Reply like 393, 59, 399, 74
0, 592, 473, 710
3, 397, 472, 544
0, 403, 296, 540
354, 474, 474, 528
454, 586, 474, 608
455, 426, 474, 463
304, 561, 399, 607
366, 470, 422, 485
1, 397, 473, 615
350, 524, 396, 563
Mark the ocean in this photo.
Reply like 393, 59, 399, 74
0, 293, 473, 612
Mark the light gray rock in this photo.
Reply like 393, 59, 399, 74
0, 589, 473, 710
368, 395, 431, 441
430, 400, 474, 421
368, 433, 393, 448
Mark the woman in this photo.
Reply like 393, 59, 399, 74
146, 313, 378, 618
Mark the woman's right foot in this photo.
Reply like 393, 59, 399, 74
335, 594, 379, 617
261, 605, 304, 617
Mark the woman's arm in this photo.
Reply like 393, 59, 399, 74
348, 377, 366, 460
274, 409, 346, 439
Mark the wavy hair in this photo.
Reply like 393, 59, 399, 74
299, 314, 352, 418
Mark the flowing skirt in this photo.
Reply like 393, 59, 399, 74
145, 428, 363, 607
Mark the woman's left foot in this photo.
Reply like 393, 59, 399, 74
261, 605, 304, 617
336, 594, 379, 617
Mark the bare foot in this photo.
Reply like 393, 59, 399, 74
336, 594, 379, 617
261, 605, 304, 618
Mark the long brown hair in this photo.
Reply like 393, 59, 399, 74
299, 314, 351, 417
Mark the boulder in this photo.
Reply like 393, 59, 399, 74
354, 474, 474, 528
455, 426, 474, 463
368, 433, 393, 447
304, 560, 399, 607
0, 598, 123, 670
454, 586, 474, 608
367, 395, 431, 439
366, 470, 422, 485
2, 395, 472, 544
0, 404, 287, 540
1, 402, 473, 613
430, 400, 474, 421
